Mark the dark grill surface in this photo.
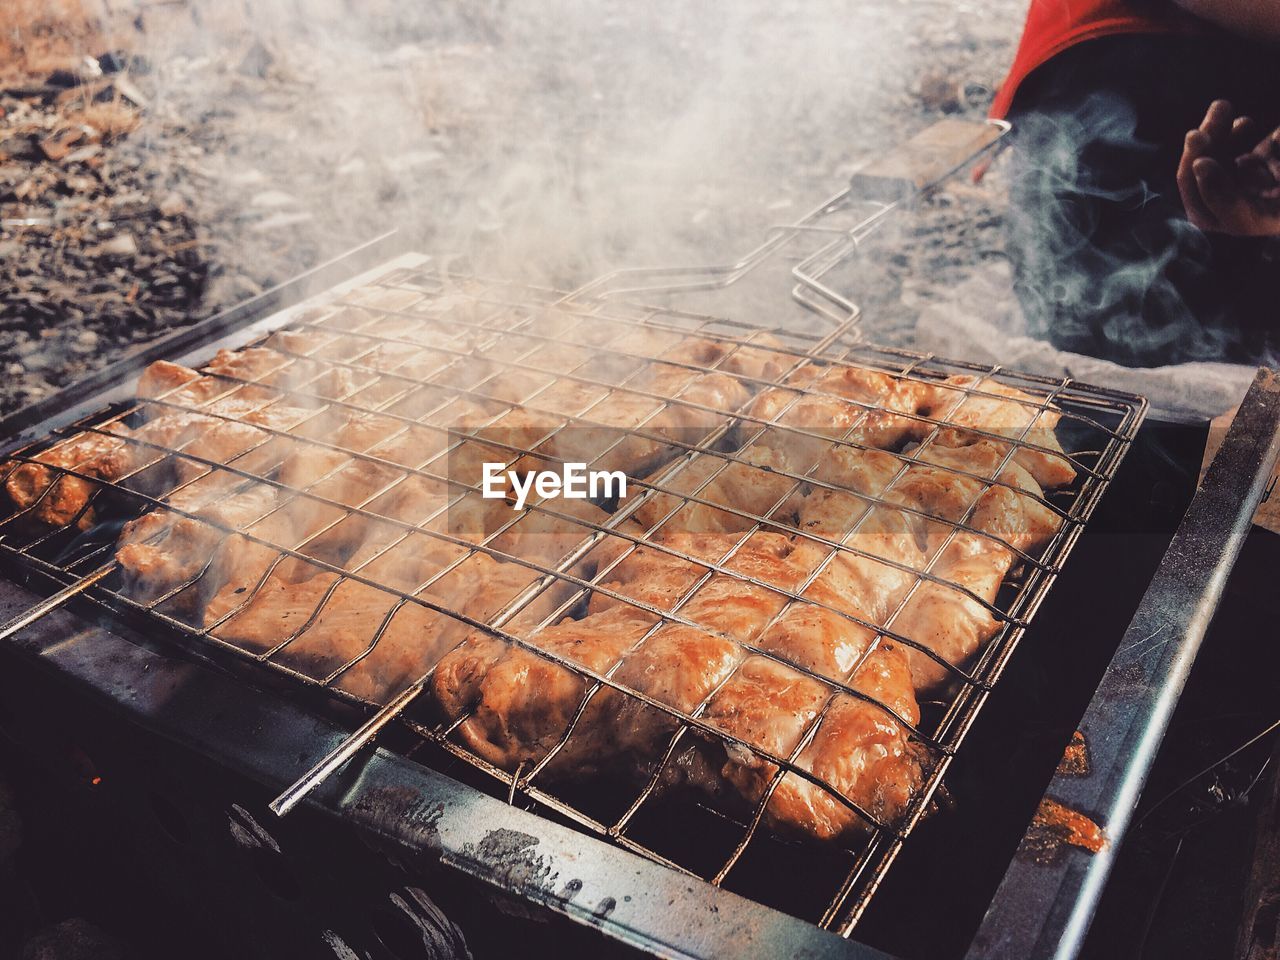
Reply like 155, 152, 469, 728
0, 262, 1146, 936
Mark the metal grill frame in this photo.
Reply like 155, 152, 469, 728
0, 250, 1146, 936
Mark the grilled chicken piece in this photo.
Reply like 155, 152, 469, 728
585, 531, 819, 629
656, 636, 920, 843
211, 547, 562, 702
707, 334, 796, 386
795, 489, 926, 590
747, 364, 933, 465
328, 554, 559, 702
795, 460, 1018, 691
550, 363, 753, 478
583, 520, 918, 691
132, 413, 271, 486
198, 513, 320, 629
437, 606, 661, 769
891, 441, 1061, 552
137, 350, 293, 407
443, 531, 814, 775
631, 444, 802, 535
756, 601, 874, 681
201, 492, 627, 700
514, 330, 771, 478
568, 524, 922, 801
782, 648, 922, 840
654, 334, 794, 387
890, 533, 1013, 690
593, 624, 743, 763
800, 438, 1061, 689
117, 481, 279, 607
3, 424, 135, 530
4, 348, 351, 535
920, 375, 1076, 489
136, 360, 208, 401
581, 570, 922, 842
810, 441, 1063, 556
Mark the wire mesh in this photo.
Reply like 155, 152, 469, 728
0, 265, 1145, 934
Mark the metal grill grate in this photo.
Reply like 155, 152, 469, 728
0, 265, 1145, 935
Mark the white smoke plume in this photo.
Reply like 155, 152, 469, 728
127, 0, 1014, 307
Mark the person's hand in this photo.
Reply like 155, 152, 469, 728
1178, 99, 1280, 237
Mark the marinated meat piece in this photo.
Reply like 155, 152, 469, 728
633, 444, 802, 535
679, 576, 792, 642
586, 531, 818, 633
890, 533, 1013, 690
431, 631, 506, 722
485, 498, 617, 569
264, 329, 338, 358
707, 333, 795, 386
700, 655, 831, 808
206, 346, 293, 383
117, 481, 278, 606
143, 357, 286, 409
449, 406, 561, 487
378, 527, 482, 589
330, 555, 556, 701
198, 499, 331, 628
558, 364, 751, 477
136, 360, 207, 401
440, 606, 659, 769
889, 442, 1061, 552
796, 474, 1015, 692
811, 365, 932, 416
796, 491, 926, 583
363, 423, 451, 470
202, 491, 628, 701
596, 624, 742, 763
211, 550, 547, 698
756, 603, 876, 682
656, 334, 793, 386
683, 641, 922, 843
806, 441, 1062, 555
137, 350, 305, 411
785, 645, 922, 839
585, 542, 706, 613
921, 375, 1076, 489
747, 364, 933, 463
132, 413, 277, 490
4, 424, 135, 530
210, 566, 340, 654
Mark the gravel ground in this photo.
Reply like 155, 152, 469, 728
1, 0, 1028, 416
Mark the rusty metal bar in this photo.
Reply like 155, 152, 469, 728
968, 367, 1280, 960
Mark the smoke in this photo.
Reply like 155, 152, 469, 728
1003, 86, 1278, 370
126, 0, 1003, 306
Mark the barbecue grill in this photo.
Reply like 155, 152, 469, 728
1, 122, 1278, 960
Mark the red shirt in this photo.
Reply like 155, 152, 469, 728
991, 1, 1205, 118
